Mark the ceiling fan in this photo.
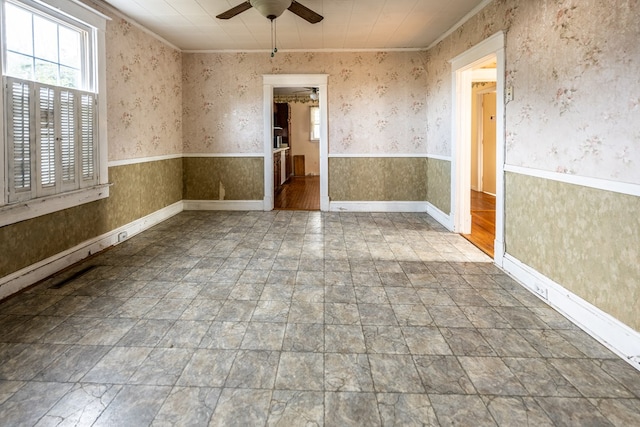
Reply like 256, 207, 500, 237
290, 87, 318, 99
216, 0, 324, 24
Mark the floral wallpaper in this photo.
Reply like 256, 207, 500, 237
426, 0, 640, 185
273, 95, 318, 104
182, 51, 428, 155
103, 11, 183, 161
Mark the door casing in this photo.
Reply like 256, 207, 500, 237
262, 74, 328, 211
450, 32, 506, 264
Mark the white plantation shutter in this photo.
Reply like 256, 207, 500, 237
60, 90, 76, 187
80, 93, 95, 182
1, 0, 107, 220
38, 86, 56, 193
4, 77, 98, 201
7, 79, 32, 202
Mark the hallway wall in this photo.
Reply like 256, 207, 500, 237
470, 84, 497, 193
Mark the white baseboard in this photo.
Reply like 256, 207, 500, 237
182, 200, 265, 211
503, 253, 640, 371
329, 201, 429, 213
426, 202, 453, 231
0, 201, 183, 301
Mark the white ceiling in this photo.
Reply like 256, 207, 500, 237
100, 0, 488, 51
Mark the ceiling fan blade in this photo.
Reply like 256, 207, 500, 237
216, 1, 253, 19
288, 1, 323, 24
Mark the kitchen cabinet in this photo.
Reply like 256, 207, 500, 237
274, 103, 291, 147
273, 147, 290, 193
274, 103, 292, 179
285, 148, 292, 179
273, 150, 281, 193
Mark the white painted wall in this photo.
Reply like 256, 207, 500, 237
290, 101, 320, 175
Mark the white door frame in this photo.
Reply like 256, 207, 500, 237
262, 74, 329, 211
450, 31, 505, 264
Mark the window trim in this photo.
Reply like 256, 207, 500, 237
0, 0, 109, 227
309, 105, 320, 141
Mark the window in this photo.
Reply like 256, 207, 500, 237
310, 106, 320, 141
5, 1, 87, 89
1, 0, 108, 224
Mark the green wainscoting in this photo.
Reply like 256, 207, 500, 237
426, 158, 451, 214
182, 157, 264, 200
0, 158, 182, 278
329, 157, 428, 201
505, 172, 640, 331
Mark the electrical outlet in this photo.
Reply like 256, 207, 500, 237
534, 283, 548, 300
118, 231, 128, 242
506, 86, 514, 102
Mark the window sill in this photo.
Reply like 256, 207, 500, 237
0, 184, 111, 228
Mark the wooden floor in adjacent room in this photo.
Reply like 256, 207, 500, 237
275, 176, 320, 210
462, 190, 496, 258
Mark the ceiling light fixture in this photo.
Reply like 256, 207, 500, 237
309, 88, 318, 100
251, 0, 292, 20
254, 1, 291, 56
217, 0, 324, 24
216, 1, 323, 57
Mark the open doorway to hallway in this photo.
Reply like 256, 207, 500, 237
451, 31, 505, 264
272, 87, 320, 210
463, 69, 497, 256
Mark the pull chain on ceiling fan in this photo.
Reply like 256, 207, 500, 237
270, 17, 277, 57
216, 0, 324, 55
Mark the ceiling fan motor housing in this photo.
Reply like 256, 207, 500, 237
250, 0, 293, 20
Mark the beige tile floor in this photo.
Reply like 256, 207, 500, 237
0, 210, 639, 426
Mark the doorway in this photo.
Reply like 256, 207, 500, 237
463, 75, 497, 256
450, 32, 505, 264
272, 88, 321, 210
262, 75, 328, 211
